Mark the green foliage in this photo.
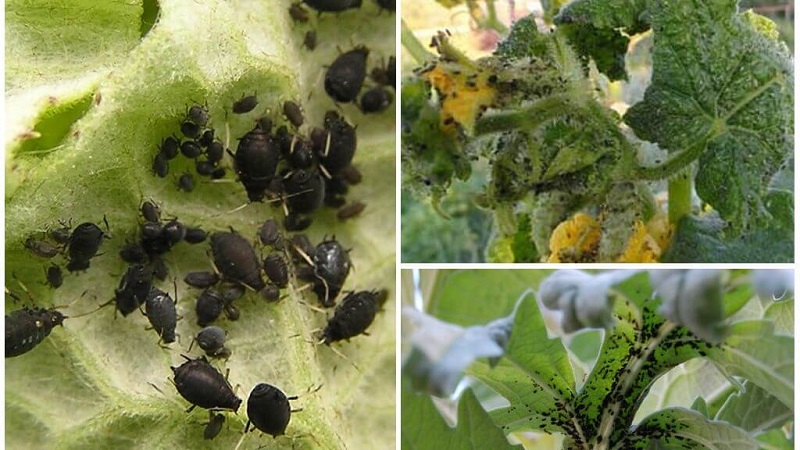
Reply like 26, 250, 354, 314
5, 1, 395, 449
401, 0, 794, 262
402, 270, 794, 449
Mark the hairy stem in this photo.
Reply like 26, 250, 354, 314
668, 170, 692, 225
401, 19, 434, 65
631, 135, 712, 181
473, 93, 577, 136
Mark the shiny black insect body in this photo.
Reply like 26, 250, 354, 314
375, 0, 395, 12
318, 111, 357, 175
211, 231, 266, 291
163, 220, 187, 245
303, 0, 362, 13
324, 46, 369, 103
337, 201, 366, 220
178, 173, 196, 192
322, 290, 386, 343
184, 227, 208, 244
206, 141, 224, 163
144, 287, 178, 344
263, 253, 289, 288
25, 237, 59, 258
45, 265, 63, 289
289, 3, 309, 22
141, 201, 161, 223
196, 289, 225, 327
283, 169, 325, 215
114, 264, 154, 316
153, 152, 169, 177
196, 160, 216, 176
233, 128, 280, 202
185, 271, 220, 288
283, 101, 304, 127
245, 383, 297, 437
180, 141, 203, 158
261, 284, 280, 302
194, 326, 230, 358
188, 105, 209, 127
199, 129, 215, 148
313, 238, 351, 307
204, 413, 225, 440
160, 136, 180, 160
360, 86, 392, 113
224, 302, 240, 321
258, 219, 283, 249
286, 138, 317, 170
181, 121, 201, 139
6, 307, 66, 357
120, 242, 148, 264
67, 221, 107, 272
171, 355, 241, 412
232, 94, 258, 114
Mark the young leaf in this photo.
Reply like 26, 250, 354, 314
763, 301, 793, 336
621, 407, 758, 449
707, 321, 794, 410
624, 1, 793, 233
650, 270, 726, 343
714, 380, 792, 434
401, 384, 520, 450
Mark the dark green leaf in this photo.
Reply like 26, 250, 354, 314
624, 1, 793, 233
621, 407, 758, 449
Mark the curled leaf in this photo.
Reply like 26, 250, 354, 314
538, 269, 639, 332
650, 270, 727, 343
402, 306, 514, 397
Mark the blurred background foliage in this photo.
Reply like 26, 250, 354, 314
401, 0, 793, 262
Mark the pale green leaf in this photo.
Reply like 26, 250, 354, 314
715, 380, 792, 434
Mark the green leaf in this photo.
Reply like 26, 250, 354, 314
401, 383, 520, 449
661, 215, 794, 263
755, 428, 794, 450
715, 380, 792, 434
763, 301, 793, 335
511, 214, 539, 263
5, 1, 396, 449
707, 321, 794, 410
623, 407, 758, 449
554, 0, 649, 31
691, 396, 710, 417
624, 1, 793, 233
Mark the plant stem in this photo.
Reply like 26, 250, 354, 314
401, 20, 434, 65
668, 170, 692, 225
631, 137, 710, 181
473, 93, 576, 136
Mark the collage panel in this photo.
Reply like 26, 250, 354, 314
400, 0, 794, 263
5, 1, 395, 449
401, 269, 795, 449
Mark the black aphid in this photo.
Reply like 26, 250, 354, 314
199, 129, 215, 148
263, 253, 288, 288
233, 128, 280, 202
337, 201, 366, 220
312, 238, 351, 307
261, 284, 280, 302
185, 271, 220, 288
196, 289, 225, 326
120, 241, 148, 264
163, 220, 187, 244
184, 227, 208, 244
289, 3, 309, 22
171, 355, 242, 411
232, 94, 258, 114
152, 257, 169, 281
303, 0, 362, 13
211, 168, 227, 179
114, 263, 154, 316
341, 165, 362, 184
285, 214, 313, 232
178, 173, 196, 192
257, 116, 273, 134
360, 86, 392, 113
50, 220, 72, 245
318, 111, 357, 175
153, 152, 169, 178
160, 136, 180, 160
283, 101, 304, 127
245, 383, 297, 437
45, 265, 63, 289
223, 303, 240, 321
24, 237, 59, 258
304, 30, 317, 51
258, 219, 283, 249
141, 201, 161, 223
144, 287, 178, 344
196, 160, 215, 176
67, 221, 107, 272
206, 141, 224, 163
288, 234, 315, 265
286, 138, 317, 170
204, 413, 226, 440
180, 141, 203, 159
194, 326, 230, 358
188, 105, 210, 127
283, 169, 325, 214
210, 231, 266, 291
222, 286, 246, 303
181, 121, 201, 139
324, 46, 369, 103
322, 290, 387, 343
6, 307, 66, 357
142, 221, 163, 240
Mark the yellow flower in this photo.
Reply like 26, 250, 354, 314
420, 62, 496, 134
